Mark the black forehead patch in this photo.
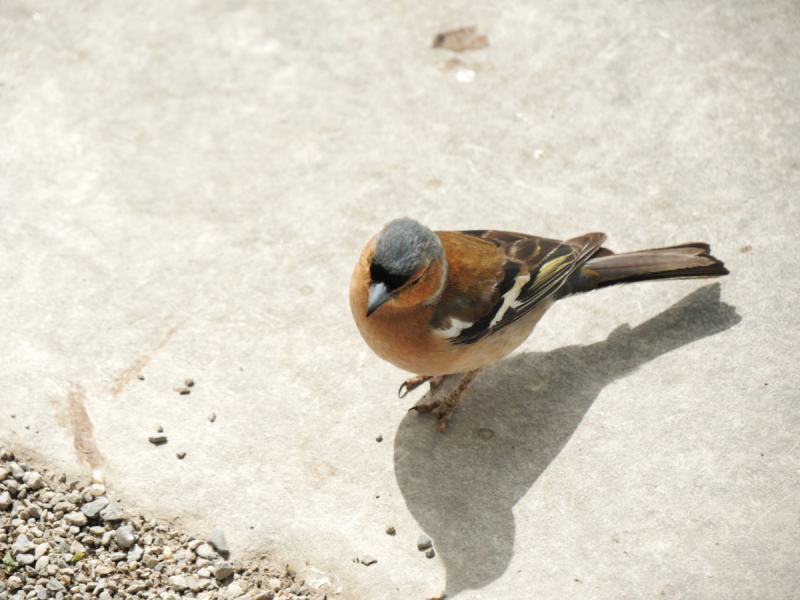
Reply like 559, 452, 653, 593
370, 262, 410, 290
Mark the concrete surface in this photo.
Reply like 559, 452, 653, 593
1, 0, 799, 598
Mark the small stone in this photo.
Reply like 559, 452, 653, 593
268, 579, 281, 592
185, 379, 195, 387
91, 470, 105, 485
81, 496, 109, 519
208, 412, 217, 423
169, 576, 189, 592
0, 490, 11, 509
205, 528, 230, 559
99, 502, 126, 521
227, 583, 243, 599
127, 583, 147, 594
157, 425, 164, 433
65, 512, 88, 527
70, 540, 86, 554
127, 544, 143, 562
35, 555, 49, 571
375, 434, 383, 442
197, 568, 211, 579
426, 548, 436, 559
385, 526, 396, 535
8, 576, 23, 590
149, 435, 168, 445
115, 525, 136, 549
214, 562, 234, 580
143, 554, 159, 568
425, 587, 447, 600
176, 452, 186, 460
477, 428, 494, 440
417, 535, 433, 551
360, 555, 377, 566
34, 543, 49, 560
250, 593, 274, 600
27, 504, 42, 519
88, 483, 105, 496
11, 533, 35, 555
196, 544, 215, 558
16, 553, 34, 566
98, 593, 112, 600
9, 462, 25, 480
174, 386, 191, 395
47, 581, 66, 593
22, 472, 45, 489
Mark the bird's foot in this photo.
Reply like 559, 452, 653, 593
398, 375, 443, 398
409, 394, 459, 432
408, 368, 484, 432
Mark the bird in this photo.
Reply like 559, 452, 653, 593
350, 217, 729, 431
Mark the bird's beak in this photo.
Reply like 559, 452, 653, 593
366, 282, 394, 317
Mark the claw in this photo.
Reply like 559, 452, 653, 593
399, 374, 434, 398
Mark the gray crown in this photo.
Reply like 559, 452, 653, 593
373, 217, 443, 276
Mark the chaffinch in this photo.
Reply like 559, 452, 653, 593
350, 217, 728, 431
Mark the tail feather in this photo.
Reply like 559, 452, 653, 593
585, 243, 729, 289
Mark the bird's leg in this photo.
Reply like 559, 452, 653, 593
398, 375, 443, 398
410, 368, 484, 432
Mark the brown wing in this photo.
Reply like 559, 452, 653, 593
432, 230, 607, 345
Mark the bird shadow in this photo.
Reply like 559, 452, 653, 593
392, 283, 740, 597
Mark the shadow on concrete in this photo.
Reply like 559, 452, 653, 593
393, 283, 740, 597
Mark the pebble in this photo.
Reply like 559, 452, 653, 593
214, 562, 235, 580
174, 386, 191, 395
99, 502, 125, 521
149, 434, 168, 445
114, 525, 136, 549
0, 449, 313, 600
205, 528, 230, 558
385, 526, 396, 535
375, 434, 383, 442
359, 555, 377, 566
177, 451, 186, 459
65, 511, 88, 527
81, 496, 109, 518
208, 412, 216, 422
426, 548, 436, 559
169, 575, 188, 591
9, 461, 25, 480
127, 544, 143, 562
11, 533, 35, 555
35, 542, 49, 560
22, 471, 45, 489
417, 535, 433, 551
185, 378, 195, 387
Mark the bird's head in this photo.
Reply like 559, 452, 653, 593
365, 217, 447, 317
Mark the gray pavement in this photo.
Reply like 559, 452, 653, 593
2, 0, 799, 598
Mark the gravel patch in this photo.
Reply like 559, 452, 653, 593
0, 449, 329, 600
